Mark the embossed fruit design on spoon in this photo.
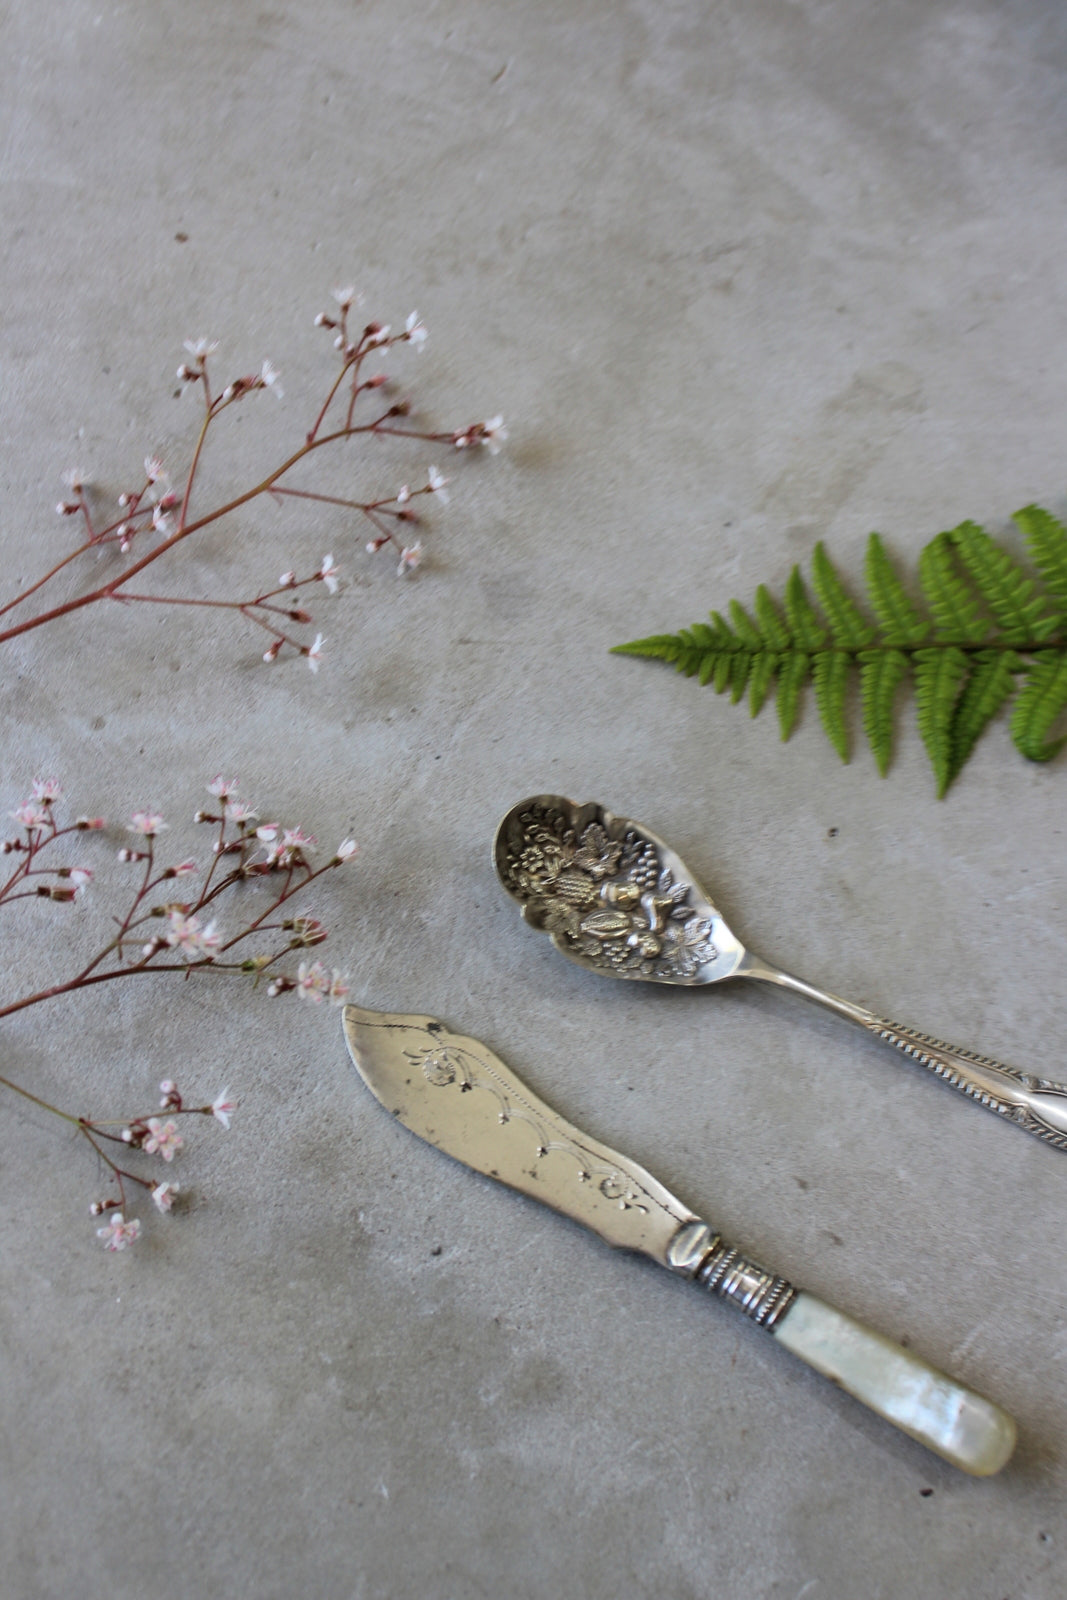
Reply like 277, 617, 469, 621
493, 794, 1067, 1150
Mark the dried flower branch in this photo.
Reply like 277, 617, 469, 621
1, 777, 356, 1246
1, 289, 505, 672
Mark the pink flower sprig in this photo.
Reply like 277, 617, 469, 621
0, 291, 505, 669
0, 778, 356, 1248
81, 1075, 237, 1247
2, 779, 104, 909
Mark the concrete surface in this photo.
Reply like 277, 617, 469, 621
2, 2, 1067, 1596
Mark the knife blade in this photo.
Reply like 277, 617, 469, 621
342, 1004, 1016, 1476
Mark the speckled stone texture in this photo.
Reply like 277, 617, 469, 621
2, 2, 1066, 1596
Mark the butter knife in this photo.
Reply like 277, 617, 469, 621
342, 1004, 1016, 1476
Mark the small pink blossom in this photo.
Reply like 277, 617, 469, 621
478, 415, 508, 454
306, 633, 325, 673
77, 816, 107, 830
170, 858, 198, 876
152, 503, 177, 537
256, 823, 316, 867
211, 1088, 237, 1129
31, 778, 62, 803
69, 867, 93, 887
164, 909, 222, 960
225, 800, 258, 824
335, 838, 358, 862
426, 465, 450, 504
396, 485, 411, 505
405, 311, 428, 349
397, 542, 423, 576
367, 324, 392, 347
152, 1181, 180, 1214
207, 776, 238, 800
129, 811, 167, 836
332, 285, 359, 308
296, 960, 333, 1003
319, 554, 340, 594
260, 359, 283, 398
183, 338, 219, 360
144, 456, 166, 484
144, 1117, 184, 1161
11, 801, 50, 829
97, 1213, 141, 1251
279, 569, 297, 587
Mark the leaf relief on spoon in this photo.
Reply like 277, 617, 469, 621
497, 799, 729, 983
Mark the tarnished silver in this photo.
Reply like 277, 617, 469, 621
342, 1004, 1016, 1472
494, 795, 1067, 1151
667, 1221, 797, 1327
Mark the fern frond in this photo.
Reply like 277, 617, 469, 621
612, 506, 1067, 792
949, 649, 1020, 784
1011, 652, 1067, 761
728, 600, 764, 651
748, 649, 778, 717
914, 647, 970, 797
864, 534, 928, 646
811, 544, 876, 649
858, 647, 909, 777
783, 568, 827, 651
776, 650, 809, 740
728, 649, 751, 703
947, 521, 1056, 643
812, 650, 851, 762
1014, 505, 1067, 612
754, 585, 792, 651
918, 533, 985, 641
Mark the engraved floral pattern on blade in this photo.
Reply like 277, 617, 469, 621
502, 804, 717, 980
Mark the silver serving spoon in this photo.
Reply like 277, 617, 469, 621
494, 794, 1067, 1151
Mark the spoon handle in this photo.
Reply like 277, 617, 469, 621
739, 957, 1067, 1150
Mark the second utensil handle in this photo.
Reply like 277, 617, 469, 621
665, 1222, 1016, 1476
740, 958, 1067, 1150
867, 1017, 1067, 1148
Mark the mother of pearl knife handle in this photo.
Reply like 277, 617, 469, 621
666, 1222, 1016, 1477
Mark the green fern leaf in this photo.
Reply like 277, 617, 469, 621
612, 506, 1067, 792
783, 568, 827, 651
1014, 505, 1067, 612
611, 633, 685, 663
947, 521, 1055, 643
914, 647, 970, 797
712, 651, 733, 693
918, 533, 985, 642
811, 543, 876, 649
858, 647, 909, 777
729, 650, 752, 703
728, 600, 764, 651
1011, 652, 1067, 761
812, 649, 852, 761
864, 534, 928, 646
949, 649, 1020, 783
748, 650, 778, 717
776, 650, 810, 740
754, 585, 792, 651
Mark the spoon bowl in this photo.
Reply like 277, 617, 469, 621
494, 794, 747, 986
494, 793, 1067, 1151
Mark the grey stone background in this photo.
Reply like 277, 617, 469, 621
1, 2, 1066, 1596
